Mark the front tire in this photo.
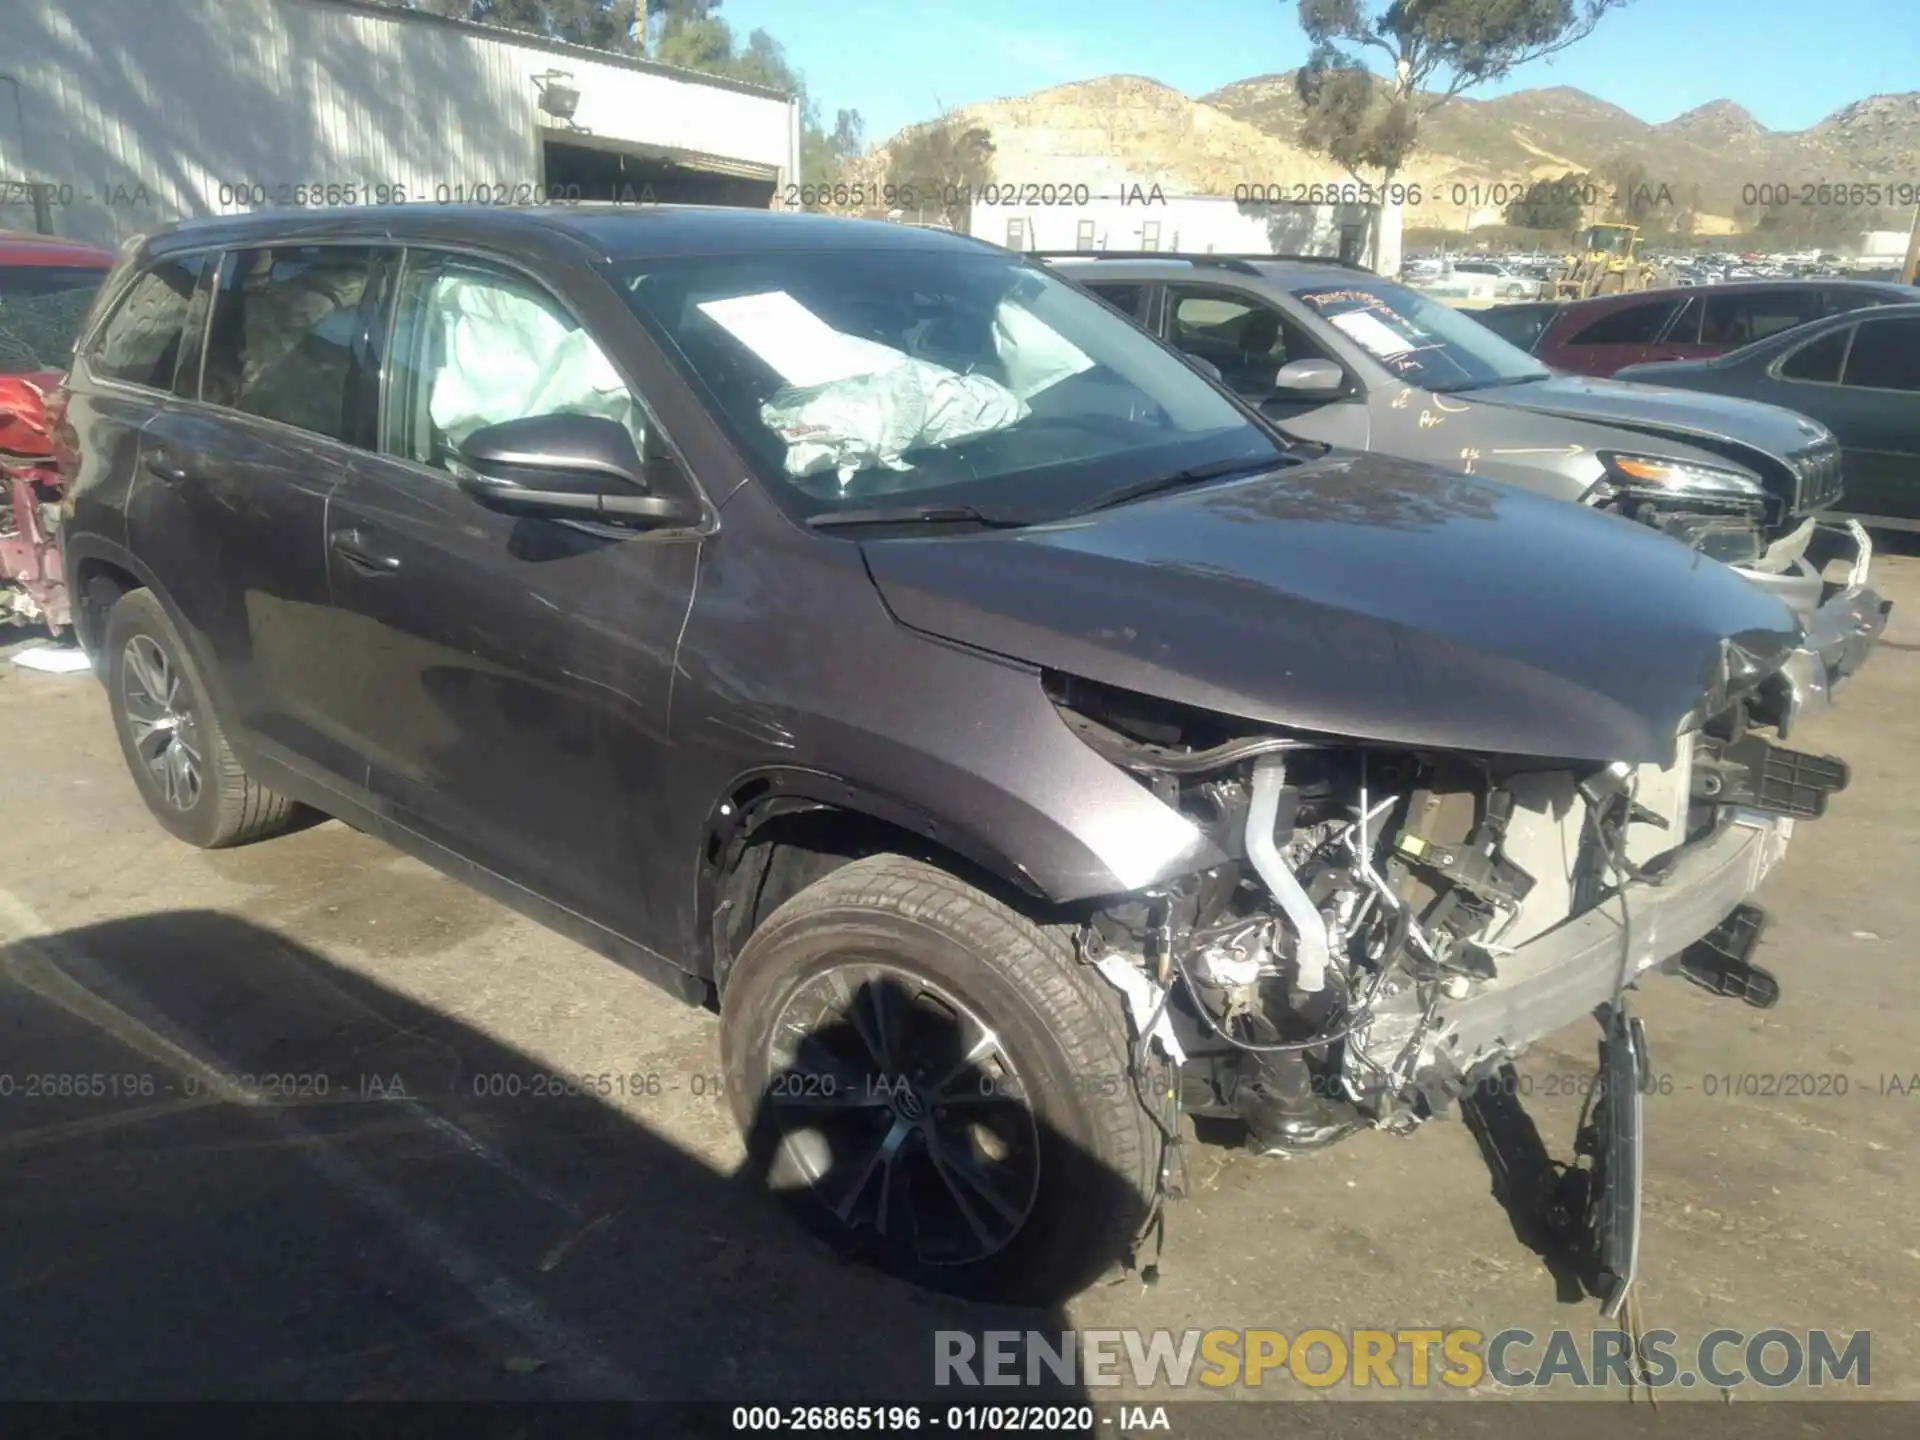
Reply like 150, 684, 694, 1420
721, 854, 1161, 1305
102, 588, 303, 848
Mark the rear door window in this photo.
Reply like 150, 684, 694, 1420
199, 245, 380, 442
85, 254, 209, 390
1841, 317, 1920, 392
1567, 300, 1680, 346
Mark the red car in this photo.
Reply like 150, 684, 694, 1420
1, 231, 116, 631
1478, 278, 1920, 378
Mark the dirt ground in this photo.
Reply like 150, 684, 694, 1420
2, 554, 1916, 1413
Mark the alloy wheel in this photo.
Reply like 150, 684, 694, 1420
120, 635, 203, 811
763, 960, 1042, 1266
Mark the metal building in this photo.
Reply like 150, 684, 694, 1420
0, 0, 801, 247
976, 194, 1378, 266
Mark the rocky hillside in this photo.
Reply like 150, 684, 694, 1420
862, 74, 1920, 238
1207, 75, 1920, 233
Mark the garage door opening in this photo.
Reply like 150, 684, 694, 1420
542, 139, 774, 209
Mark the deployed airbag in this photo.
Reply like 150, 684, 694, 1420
698, 289, 1029, 485
427, 277, 641, 447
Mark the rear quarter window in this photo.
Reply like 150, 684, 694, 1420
85, 254, 208, 390
1777, 326, 1851, 383
1474, 305, 1555, 351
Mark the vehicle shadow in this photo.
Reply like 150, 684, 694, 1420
0, 910, 1108, 1402
1459, 1064, 1599, 1306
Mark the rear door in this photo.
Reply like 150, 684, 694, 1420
127, 243, 386, 786
318, 248, 705, 947
114, 247, 384, 791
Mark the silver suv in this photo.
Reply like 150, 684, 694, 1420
1045, 252, 1887, 721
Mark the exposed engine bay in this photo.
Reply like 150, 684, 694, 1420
1049, 671, 1846, 1156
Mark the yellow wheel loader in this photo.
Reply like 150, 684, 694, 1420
1553, 224, 1661, 299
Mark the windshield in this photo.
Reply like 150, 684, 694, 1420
1292, 279, 1552, 392
611, 249, 1281, 520
0, 264, 110, 374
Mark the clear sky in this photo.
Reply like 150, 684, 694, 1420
717, 0, 1920, 146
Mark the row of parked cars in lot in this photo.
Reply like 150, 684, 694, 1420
1474, 278, 1920, 527
0, 207, 1903, 1307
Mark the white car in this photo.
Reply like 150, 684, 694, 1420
1444, 260, 1542, 300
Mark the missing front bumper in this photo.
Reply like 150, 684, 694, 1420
1356, 810, 1792, 1086
1761, 521, 1890, 736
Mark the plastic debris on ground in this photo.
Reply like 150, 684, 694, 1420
10, 644, 93, 674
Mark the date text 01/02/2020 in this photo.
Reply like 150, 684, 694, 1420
729, 1405, 1100, 1433
780, 181, 1172, 210
212, 181, 603, 208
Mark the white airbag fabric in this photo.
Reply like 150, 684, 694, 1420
427, 278, 640, 446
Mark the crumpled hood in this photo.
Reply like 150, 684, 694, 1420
1463, 373, 1830, 458
860, 453, 1803, 765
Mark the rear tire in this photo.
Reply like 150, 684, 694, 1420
102, 588, 304, 848
720, 854, 1161, 1305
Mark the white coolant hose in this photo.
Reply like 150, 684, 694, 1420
1245, 755, 1334, 994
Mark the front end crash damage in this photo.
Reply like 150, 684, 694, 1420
1048, 670, 1842, 1155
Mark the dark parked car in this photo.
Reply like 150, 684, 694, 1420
1617, 303, 1920, 530
59, 206, 1851, 1305
1045, 253, 1886, 694
1507, 279, 1920, 378
1469, 299, 1559, 352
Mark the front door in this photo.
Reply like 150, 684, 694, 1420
1161, 285, 1369, 447
319, 250, 704, 948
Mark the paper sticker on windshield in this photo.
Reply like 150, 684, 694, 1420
697, 291, 903, 388
1327, 309, 1414, 358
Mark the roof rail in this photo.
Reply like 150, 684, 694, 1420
1030, 250, 1372, 274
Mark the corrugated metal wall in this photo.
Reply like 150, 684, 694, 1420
974, 197, 1378, 260
0, 0, 798, 246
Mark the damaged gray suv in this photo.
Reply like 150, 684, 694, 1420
59, 206, 1851, 1307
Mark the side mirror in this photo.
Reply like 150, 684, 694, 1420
1272, 359, 1345, 396
455, 413, 694, 526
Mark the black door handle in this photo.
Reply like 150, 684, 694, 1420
329, 528, 401, 573
142, 448, 189, 484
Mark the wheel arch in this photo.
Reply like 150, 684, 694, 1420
64, 536, 171, 662
695, 766, 1066, 997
